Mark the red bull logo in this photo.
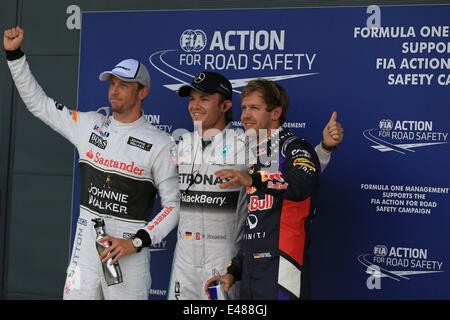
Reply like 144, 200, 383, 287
246, 186, 257, 195
248, 194, 273, 212
267, 181, 288, 190
258, 170, 284, 182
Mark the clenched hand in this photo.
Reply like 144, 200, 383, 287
4, 26, 24, 51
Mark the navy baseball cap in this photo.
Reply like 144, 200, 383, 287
178, 71, 232, 100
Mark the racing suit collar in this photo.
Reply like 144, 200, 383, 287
194, 122, 234, 142
250, 127, 293, 162
110, 109, 147, 130
257, 126, 283, 147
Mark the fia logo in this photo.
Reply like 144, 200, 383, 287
180, 29, 207, 52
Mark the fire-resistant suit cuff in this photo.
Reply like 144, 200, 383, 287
5, 47, 24, 61
135, 229, 152, 247
250, 171, 262, 190
226, 264, 242, 281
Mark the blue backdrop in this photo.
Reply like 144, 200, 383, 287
73, 5, 450, 299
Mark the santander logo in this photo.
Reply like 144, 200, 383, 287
85, 149, 144, 175
147, 206, 174, 232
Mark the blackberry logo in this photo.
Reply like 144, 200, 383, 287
180, 29, 207, 52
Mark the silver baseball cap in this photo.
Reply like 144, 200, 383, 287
99, 59, 150, 87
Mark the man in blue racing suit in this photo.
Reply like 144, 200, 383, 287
174, 72, 343, 300
205, 79, 332, 299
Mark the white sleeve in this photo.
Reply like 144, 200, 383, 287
314, 143, 331, 173
7, 55, 83, 147
143, 141, 180, 245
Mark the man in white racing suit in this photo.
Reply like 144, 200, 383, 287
168, 71, 247, 300
4, 27, 179, 299
168, 71, 343, 300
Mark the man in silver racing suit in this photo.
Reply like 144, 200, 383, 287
168, 71, 343, 299
4, 27, 179, 299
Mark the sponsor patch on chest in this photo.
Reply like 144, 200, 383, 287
89, 132, 108, 149
127, 136, 152, 151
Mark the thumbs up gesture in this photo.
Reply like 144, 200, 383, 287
322, 111, 343, 152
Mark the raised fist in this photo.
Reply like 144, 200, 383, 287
4, 26, 24, 51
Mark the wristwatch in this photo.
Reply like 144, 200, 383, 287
321, 139, 338, 152
132, 236, 143, 253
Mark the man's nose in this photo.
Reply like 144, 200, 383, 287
241, 108, 251, 119
190, 99, 200, 109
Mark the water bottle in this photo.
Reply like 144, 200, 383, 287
92, 218, 123, 286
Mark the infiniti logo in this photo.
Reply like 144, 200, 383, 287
247, 214, 258, 229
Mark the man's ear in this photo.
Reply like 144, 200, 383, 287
223, 100, 232, 112
271, 106, 282, 121
138, 85, 149, 101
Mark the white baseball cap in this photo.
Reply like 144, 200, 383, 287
99, 59, 150, 87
